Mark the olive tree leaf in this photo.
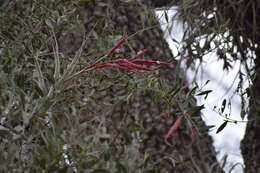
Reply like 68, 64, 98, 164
216, 121, 228, 134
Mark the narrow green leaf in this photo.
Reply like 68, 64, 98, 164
34, 84, 44, 97
216, 121, 228, 134
169, 85, 181, 97
52, 28, 61, 80
188, 105, 205, 115
61, 37, 87, 82
221, 99, 226, 113
34, 53, 46, 94
196, 90, 212, 96
221, 154, 228, 169
205, 80, 210, 85
206, 125, 216, 131
14, 73, 26, 89
1, 30, 15, 40
164, 11, 169, 23
187, 85, 198, 97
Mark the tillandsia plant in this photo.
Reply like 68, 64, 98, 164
30, 34, 175, 136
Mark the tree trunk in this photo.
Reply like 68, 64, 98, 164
74, 1, 222, 172
241, 45, 260, 173
236, 2, 260, 172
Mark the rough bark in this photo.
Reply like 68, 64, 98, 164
227, 1, 260, 173
67, 1, 222, 172
241, 46, 260, 173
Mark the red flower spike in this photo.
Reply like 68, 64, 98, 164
117, 65, 141, 74
119, 60, 156, 72
81, 45, 173, 75
129, 49, 149, 60
106, 35, 128, 56
164, 116, 183, 140
109, 59, 129, 64
133, 59, 173, 66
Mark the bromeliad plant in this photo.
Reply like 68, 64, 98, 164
32, 34, 173, 121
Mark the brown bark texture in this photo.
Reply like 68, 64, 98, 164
241, 46, 260, 173
225, 1, 260, 173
